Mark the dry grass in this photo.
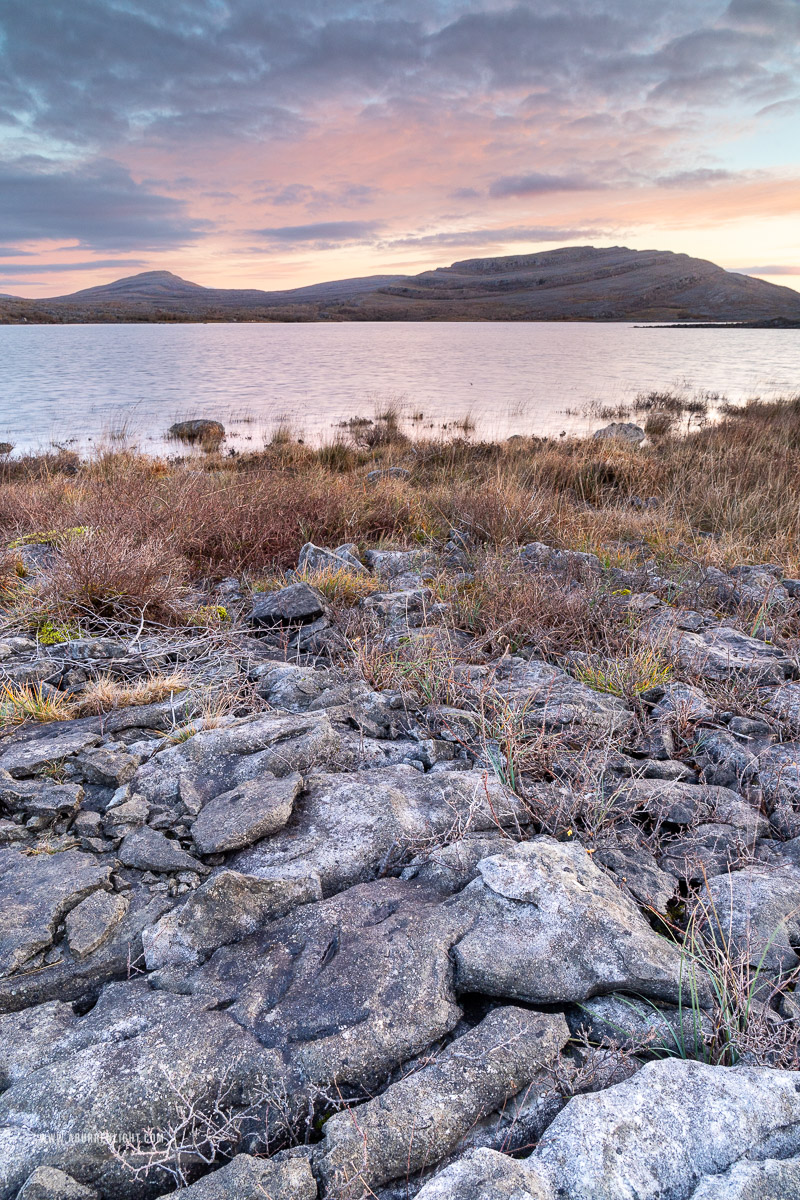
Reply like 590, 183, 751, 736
40, 528, 189, 623
72, 672, 191, 716
0, 395, 798, 629
0, 682, 74, 725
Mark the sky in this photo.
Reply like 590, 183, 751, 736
1, 0, 799, 298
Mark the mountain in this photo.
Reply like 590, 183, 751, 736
2, 246, 800, 323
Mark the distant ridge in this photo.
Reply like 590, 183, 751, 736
2, 246, 800, 323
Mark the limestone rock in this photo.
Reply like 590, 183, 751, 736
485, 657, 632, 738
593, 422, 645, 443
297, 541, 366, 575
690, 1156, 800, 1199
156, 1154, 316, 1198
173, 878, 469, 1094
318, 1006, 569, 1197
699, 863, 800, 974
0, 982, 282, 1199
451, 838, 694, 1005
0, 774, 83, 819
0, 848, 110, 978
248, 582, 328, 628
168, 418, 225, 444
414, 1148, 553, 1200
118, 826, 206, 873
763, 682, 800, 734
17, 1167, 98, 1200
648, 614, 794, 684
530, 1058, 800, 1199
64, 890, 129, 960
191, 772, 302, 855
142, 869, 320, 968
125, 712, 339, 812
566, 993, 711, 1055
232, 765, 528, 895
0, 729, 102, 778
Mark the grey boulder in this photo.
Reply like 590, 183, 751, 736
414, 1148, 553, 1200
451, 838, 694, 1005
699, 863, 800, 975
690, 1156, 800, 1199
317, 1006, 568, 1197
156, 1154, 316, 1199
530, 1058, 800, 1200
141, 869, 320, 969
486, 657, 631, 738
190, 772, 302, 854
118, 826, 206, 873
125, 712, 339, 812
232, 765, 528, 896
17, 1167, 98, 1200
64, 890, 129, 960
248, 582, 328, 628
0, 848, 110, 977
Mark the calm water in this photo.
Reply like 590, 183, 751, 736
1, 321, 798, 453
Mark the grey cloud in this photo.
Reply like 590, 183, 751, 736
253, 220, 383, 246
0, 158, 211, 250
0, 259, 147, 275
384, 225, 609, 249
656, 168, 738, 188
489, 172, 597, 198
733, 264, 800, 275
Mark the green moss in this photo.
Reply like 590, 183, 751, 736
36, 619, 80, 645
9, 526, 89, 550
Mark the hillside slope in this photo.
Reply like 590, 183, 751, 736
2, 246, 799, 322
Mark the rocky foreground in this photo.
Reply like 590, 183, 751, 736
2, 536, 800, 1199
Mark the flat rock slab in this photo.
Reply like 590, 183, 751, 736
699, 863, 800, 974
249, 582, 328, 627
318, 1006, 569, 1197
0, 982, 281, 1200
0, 848, 110, 978
17, 1167, 98, 1200
0, 730, 103, 778
691, 1156, 800, 1199
763, 682, 800, 734
451, 837, 692, 1006
126, 712, 339, 812
118, 826, 206, 873
0, 774, 83, 818
529, 1058, 800, 1199
486, 658, 632, 738
173, 878, 469, 1094
191, 772, 302, 854
648, 614, 795, 684
415, 1148, 553, 1200
232, 765, 528, 895
64, 890, 129, 961
156, 1154, 316, 1199
141, 869, 321, 969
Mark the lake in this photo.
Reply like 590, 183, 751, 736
1, 321, 798, 454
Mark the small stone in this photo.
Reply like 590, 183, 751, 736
191, 772, 302, 855
64, 889, 129, 960
248, 581, 328, 628
118, 825, 207, 873
168, 418, 225, 445
17, 1166, 98, 1200
593, 422, 646, 443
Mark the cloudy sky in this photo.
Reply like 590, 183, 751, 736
1, 0, 798, 297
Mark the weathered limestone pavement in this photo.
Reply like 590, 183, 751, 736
1, 537, 800, 1198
